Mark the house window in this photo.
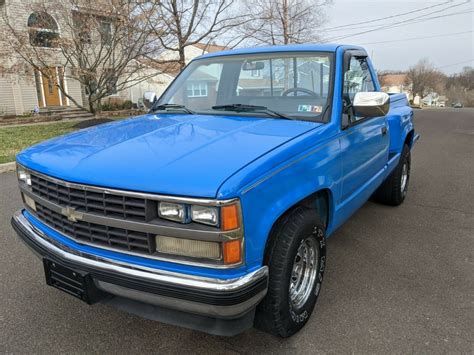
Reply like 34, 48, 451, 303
27, 12, 59, 48
47, 77, 54, 94
106, 74, 118, 95
251, 69, 261, 77
187, 82, 208, 97
72, 13, 91, 44
100, 21, 112, 45
85, 80, 98, 96
98, 68, 117, 95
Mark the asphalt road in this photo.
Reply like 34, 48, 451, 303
1, 108, 473, 353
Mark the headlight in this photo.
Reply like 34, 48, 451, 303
155, 236, 242, 265
17, 166, 31, 186
191, 205, 218, 226
22, 193, 36, 211
156, 236, 221, 260
158, 202, 187, 223
157, 200, 243, 265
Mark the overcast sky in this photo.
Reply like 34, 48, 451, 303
323, 0, 473, 74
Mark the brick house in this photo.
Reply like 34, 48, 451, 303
379, 73, 410, 95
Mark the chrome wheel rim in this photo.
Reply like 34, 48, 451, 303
289, 237, 318, 309
401, 162, 408, 194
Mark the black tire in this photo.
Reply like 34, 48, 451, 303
374, 144, 411, 206
255, 207, 326, 337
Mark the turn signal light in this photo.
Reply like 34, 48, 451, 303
223, 239, 242, 264
221, 204, 239, 231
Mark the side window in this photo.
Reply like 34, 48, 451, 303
343, 57, 375, 102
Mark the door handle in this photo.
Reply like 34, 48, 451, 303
381, 126, 388, 136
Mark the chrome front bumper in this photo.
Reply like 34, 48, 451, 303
11, 210, 268, 321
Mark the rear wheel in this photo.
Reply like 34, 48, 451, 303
255, 207, 326, 337
375, 144, 411, 206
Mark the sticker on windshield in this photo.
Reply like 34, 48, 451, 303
298, 105, 322, 113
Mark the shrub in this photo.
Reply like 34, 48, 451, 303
121, 100, 133, 110
101, 102, 115, 111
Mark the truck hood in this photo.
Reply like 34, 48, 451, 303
17, 113, 320, 198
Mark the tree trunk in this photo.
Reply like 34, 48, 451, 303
96, 99, 102, 114
178, 45, 186, 70
88, 97, 96, 115
282, 0, 289, 44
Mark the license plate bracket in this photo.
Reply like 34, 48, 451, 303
43, 259, 107, 304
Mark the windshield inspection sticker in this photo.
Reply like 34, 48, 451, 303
298, 105, 322, 113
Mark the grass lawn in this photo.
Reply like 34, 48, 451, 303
0, 122, 77, 164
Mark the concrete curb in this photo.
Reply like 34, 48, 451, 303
0, 162, 15, 174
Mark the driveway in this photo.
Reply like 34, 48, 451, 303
0, 108, 472, 353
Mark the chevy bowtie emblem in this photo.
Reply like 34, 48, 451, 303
61, 206, 83, 223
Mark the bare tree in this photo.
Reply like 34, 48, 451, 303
146, 0, 247, 70
455, 66, 474, 91
445, 66, 474, 106
405, 58, 444, 98
1, 0, 165, 114
240, 0, 332, 45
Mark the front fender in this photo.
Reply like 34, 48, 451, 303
233, 137, 341, 268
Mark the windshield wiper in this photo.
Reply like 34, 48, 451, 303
151, 104, 195, 114
212, 104, 293, 120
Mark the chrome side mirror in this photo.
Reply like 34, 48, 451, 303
353, 92, 390, 117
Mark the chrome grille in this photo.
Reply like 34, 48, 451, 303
20, 168, 237, 266
36, 204, 154, 254
30, 174, 148, 221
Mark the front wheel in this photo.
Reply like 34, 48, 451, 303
255, 207, 326, 337
374, 144, 411, 206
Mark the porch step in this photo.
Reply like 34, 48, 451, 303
59, 112, 95, 119
39, 107, 94, 120
39, 106, 72, 114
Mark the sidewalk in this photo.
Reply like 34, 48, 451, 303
0, 162, 15, 174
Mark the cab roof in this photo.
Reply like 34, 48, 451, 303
196, 43, 365, 60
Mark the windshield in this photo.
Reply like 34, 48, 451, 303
156, 52, 333, 121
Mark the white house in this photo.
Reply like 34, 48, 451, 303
0, 0, 227, 116
109, 44, 227, 107
422, 92, 439, 106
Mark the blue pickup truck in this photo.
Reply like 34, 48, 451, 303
12, 44, 418, 337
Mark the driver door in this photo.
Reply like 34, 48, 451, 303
339, 54, 390, 203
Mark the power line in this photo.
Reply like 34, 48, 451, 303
325, 2, 472, 42
321, 0, 464, 31
436, 59, 474, 69
326, 2, 471, 41
323, 9, 472, 32
386, 9, 474, 28
359, 30, 473, 45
